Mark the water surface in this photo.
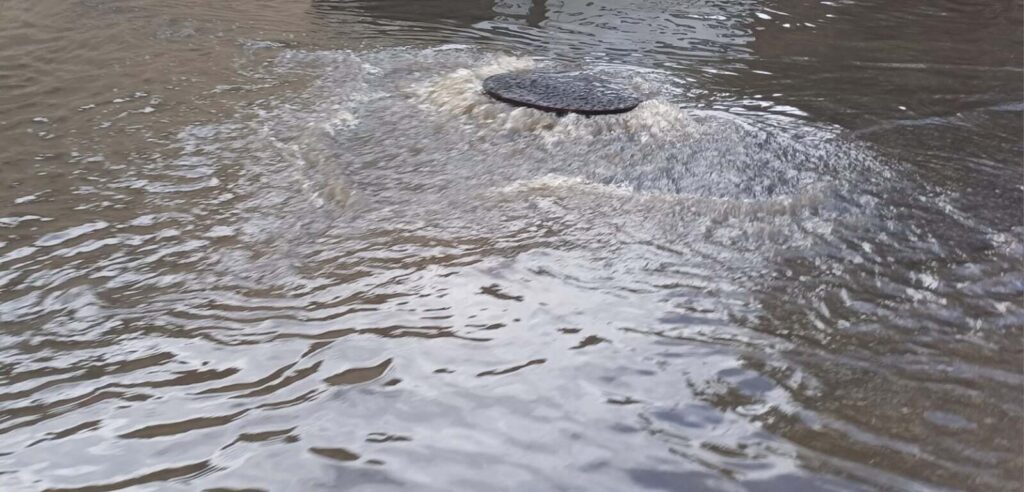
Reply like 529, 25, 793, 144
0, 1, 1021, 490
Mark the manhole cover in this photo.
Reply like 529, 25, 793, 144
482, 71, 641, 116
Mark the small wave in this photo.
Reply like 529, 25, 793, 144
496, 174, 634, 196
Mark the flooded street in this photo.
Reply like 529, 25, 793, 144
0, 0, 1021, 490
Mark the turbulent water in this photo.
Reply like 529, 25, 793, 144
0, 1, 1021, 490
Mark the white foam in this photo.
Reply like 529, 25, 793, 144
413, 55, 537, 116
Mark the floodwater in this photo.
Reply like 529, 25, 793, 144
0, 0, 1021, 490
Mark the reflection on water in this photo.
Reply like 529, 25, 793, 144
0, 0, 1021, 491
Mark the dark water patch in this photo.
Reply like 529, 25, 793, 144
323, 359, 393, 386
309, 447, 360, 462
476, 359, 546, 377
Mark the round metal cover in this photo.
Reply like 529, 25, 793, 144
482, 71, 641, 116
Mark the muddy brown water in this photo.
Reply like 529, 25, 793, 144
0, 1, 1022, 490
